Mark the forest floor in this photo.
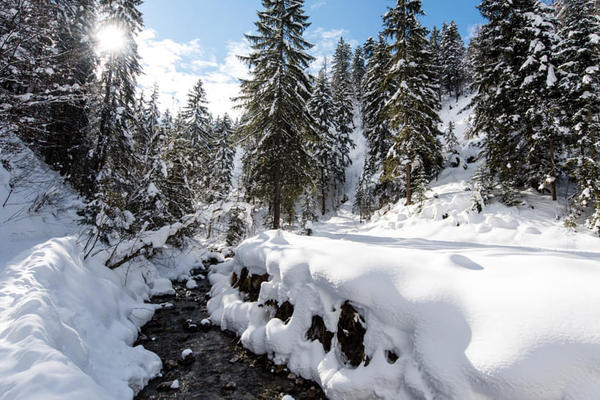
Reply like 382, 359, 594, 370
135, 269, 326, 400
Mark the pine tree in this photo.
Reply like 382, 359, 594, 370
308, 64, 338, 215
363, 37, 376, 60
331, 37, 356, 198
210, 115, 235, 201
89, 0, 144, 237
444, 121, 461, 168
429, 25, 442, 98
352, 46, 366, 101
236, 0, 315, 229
440, 21, 466, 100
362, 36, 393, 176
300, 186, 317, 235
383, 0, 443, 206
557, 0, 600, 233
472, 0, 536, 199
519, 1, 562, 200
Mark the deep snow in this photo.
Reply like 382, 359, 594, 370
208, 95, 600, 399
0, 137, 207, 399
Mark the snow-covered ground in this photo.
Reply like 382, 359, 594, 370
208, 95, 600, 399
0, 137, 206, 399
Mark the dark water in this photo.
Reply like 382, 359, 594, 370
135, 274, 327, 400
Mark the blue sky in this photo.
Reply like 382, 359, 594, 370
137, 0, 484, 116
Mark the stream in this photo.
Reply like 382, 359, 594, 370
135, 266, 327, 400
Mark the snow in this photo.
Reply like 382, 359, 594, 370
0, 136, 209, 399
170, 379, 180, 389
209, 229, 600, 400
0, 140, 161, 399
208, 94, 600, 399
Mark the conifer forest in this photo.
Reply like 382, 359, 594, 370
0, 1, 599, 399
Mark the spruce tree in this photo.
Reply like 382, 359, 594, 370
557, 0, 600, 232
362, 36, 392, 175
90, 0, 144, 237
440, 21, 466, 100
383, 0, 443, 206
472, 0, 535, 198
236, 0, 315, 229
520, 1, 562, 200
352, 46, 366, 101
331, 37, 356, 198
308, 64, 338, 215
363, 37, 376, 60
210, 115, 235, 201
444, 121, 461, 168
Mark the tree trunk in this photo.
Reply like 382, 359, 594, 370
273, 164, 281, 229
321, 169, 326, 215
550, 141, 557, 201
405, 163, 412, 206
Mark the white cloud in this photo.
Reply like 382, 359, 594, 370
306, 28, 359, 73
310, 1, 327, 10
137, 29, 249, 118
466, 24, 482, 41
137, 25, 361, 117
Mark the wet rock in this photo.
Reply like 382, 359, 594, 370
179, 349, 195, 366
337, 301, 366, 367
164, 359, 178, 371
287, 373, 297, 380
181, 319, 199, 333
274, 301, 294, 324
223, 381, 237, 391
385, 350, 399, 364
306, 315, 334, 353
233, 267, 270, 302
200, 318, 212, 331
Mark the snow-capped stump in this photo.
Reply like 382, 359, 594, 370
306, 315, 334, 353
231, 267, 270, 302
337, 301, 367, 367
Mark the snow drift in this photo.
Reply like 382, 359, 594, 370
209, 230, 600, 400
0, 238, 161, 400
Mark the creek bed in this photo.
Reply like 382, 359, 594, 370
135, 272, 327, 400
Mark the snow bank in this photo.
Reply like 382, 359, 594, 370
0, 237, 161, 400
209, 230, 600, 400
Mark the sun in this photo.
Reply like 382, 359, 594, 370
96, 24, 126, 54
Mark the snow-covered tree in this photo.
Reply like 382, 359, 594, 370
519, 1, 562, 201
444, 121, 461, 168
472, 0, 534, 197
236, 0, 315, 229
557, 0, 600, 232
308, 64, 338, 215
331, 36, 356, 196
383, 0, 443, 206
363, 36, 376, 60
362, 37, 392, 175
209, 115, 235, 201
352, 46, 366, 101
89, 0, 144, 237
440, 21, 466, 100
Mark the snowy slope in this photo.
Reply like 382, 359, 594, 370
320, 94, 600, 250
0, 137, 193, 399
